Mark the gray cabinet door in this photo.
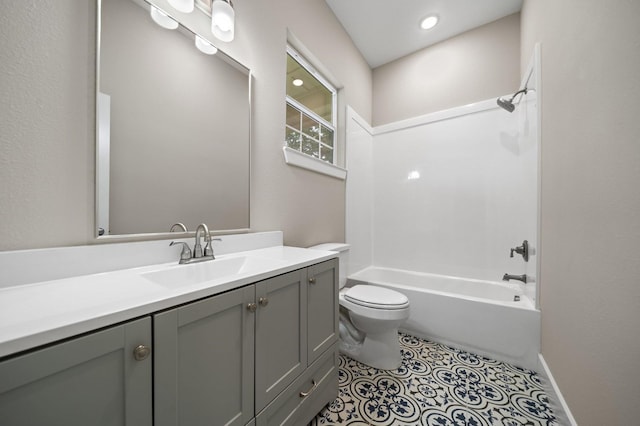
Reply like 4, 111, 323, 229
307, 258, 339, 365
154, 285, 255, 426
255, 269, 307, 412
0, 317, 152, 426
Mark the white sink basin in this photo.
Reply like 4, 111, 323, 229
142, 256, 283, 287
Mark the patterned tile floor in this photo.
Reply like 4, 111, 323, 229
311, 333, 558, 426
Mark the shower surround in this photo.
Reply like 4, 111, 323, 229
345, 84, 540, 367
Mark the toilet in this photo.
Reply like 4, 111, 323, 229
308, 243, 410, 370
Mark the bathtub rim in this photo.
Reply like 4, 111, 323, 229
348, 266, 537, 311
348, 266, 542, 370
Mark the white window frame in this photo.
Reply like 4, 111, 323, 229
284, 46, 345, 179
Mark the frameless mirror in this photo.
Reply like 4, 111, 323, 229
97, 0, 250, 237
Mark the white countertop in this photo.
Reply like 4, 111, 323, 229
0, 246, 336, 358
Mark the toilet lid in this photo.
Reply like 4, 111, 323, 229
344, 285, 409, 309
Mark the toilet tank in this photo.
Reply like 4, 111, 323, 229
307, 243, 350, 289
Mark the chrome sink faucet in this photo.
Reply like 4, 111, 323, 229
194, 223, 212, 259
170, 223, 221, 264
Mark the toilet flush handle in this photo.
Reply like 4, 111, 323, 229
309, 277, 316, 284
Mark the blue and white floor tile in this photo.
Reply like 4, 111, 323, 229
311, 333, 558, 426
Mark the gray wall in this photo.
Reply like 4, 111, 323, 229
521, 1, 640, 424
372, 13, 520, 125
0, 0, 372, 250
0, 2, 96, 250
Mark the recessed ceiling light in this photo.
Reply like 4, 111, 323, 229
292, 79, 304, 87
420, 15, 439, 30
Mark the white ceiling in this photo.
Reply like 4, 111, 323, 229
325, 0, 523, 68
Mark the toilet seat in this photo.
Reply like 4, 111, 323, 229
344, 285, 409, 310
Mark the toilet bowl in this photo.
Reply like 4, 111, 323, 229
339, 285, 409, 370
308, 243, 410, 370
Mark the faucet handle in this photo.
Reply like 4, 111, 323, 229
509, 240, 529, 262
170, 241, 192, 261
204, 238, 222, 258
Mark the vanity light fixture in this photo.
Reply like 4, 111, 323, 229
150, 5, 179, 30
211, 0, 235, 42
420, 15, 439, 30
195, 35, 218, 55
168, 0, 194, 13
292, 78, 303, 87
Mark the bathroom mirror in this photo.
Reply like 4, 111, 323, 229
97, 0, 250, 237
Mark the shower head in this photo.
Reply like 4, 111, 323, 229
496, 88, 528, 113
496, 97, 516, 112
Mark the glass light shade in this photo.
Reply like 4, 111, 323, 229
168, 0, 194, 13
211, 0, 235, 42
195, 35, 218, 55
150, 6, 178, 30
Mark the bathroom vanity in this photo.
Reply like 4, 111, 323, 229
0, 242, 339, 426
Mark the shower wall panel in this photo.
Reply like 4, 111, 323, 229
372, 100, 538, 289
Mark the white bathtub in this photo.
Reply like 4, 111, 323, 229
348, 267, 541, 370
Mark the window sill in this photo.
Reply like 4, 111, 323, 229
282, 147, 347, 180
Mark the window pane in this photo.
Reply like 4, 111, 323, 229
321, 146, 333, 163
286, 54, 333, 123
301, 136, 319, 158
301, 113, 320, 140
286, 104, 301, 130
320, 125, 334, 147
286, 128, 301, 150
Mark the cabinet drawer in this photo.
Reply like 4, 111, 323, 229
255, 344, 338, 426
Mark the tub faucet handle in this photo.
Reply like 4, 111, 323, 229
509, 240, 529, 262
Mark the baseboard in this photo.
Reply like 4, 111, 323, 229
538, 354, 578, 425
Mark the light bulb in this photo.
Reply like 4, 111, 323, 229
195, 35, 218, 55
292, 79, 303, 87
215, 15, 233, 32
168, 0, 194, 13
211, 0, 235, 42
150, 6, 178, 30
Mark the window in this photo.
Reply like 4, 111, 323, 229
285, 46, 337, 165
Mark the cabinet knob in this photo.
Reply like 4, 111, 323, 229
133, 344, 151, 361
259, 297, 269, 307
247, 302, 257, 312
309, 277, 316, 284
299, 380, 318, 398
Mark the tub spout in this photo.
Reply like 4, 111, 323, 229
503, 273, 527, 284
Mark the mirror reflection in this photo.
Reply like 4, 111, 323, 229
97, 0, 250, 237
